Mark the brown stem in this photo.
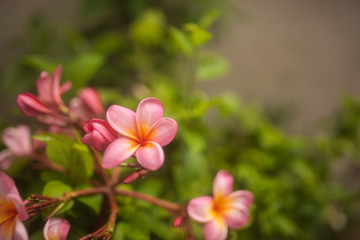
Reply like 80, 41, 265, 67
109, 167, 122, 188
89, 146, 110, 184
115, 188, 184, 212
31, 153, 66, 173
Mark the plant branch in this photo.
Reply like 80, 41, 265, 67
115, 188, 185, 212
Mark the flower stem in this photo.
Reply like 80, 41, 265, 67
115, 188, 185, 212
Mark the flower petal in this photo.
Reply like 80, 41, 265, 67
52, 66, 64, 105
203, 217, 228, 240
59, 81, 72, 96
135, 141, 164, 171
225, 190, 254, 208
0, 171, 19, 197
2, 125, 32, 156
0, 150, 17, 170
13, 217, 29, 240
36, 72, 53, 104
187, 196, 215, 223
147, 118, 178, 146
213, 170, 233, 200
44, 218, 70, 240
102, 138, 139, 168
136, 98, 164, 137
16, 93, 51, 117
107, 105, 139, 140
7, 194, 29, 221
222, 204, 250, 229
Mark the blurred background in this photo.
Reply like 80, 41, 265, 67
1, 0, 360, 239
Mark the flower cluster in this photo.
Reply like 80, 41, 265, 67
0, 67, 254, 240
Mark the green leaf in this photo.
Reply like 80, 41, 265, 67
66, 52, 105, 89
94, 32, 123, 55
199, 9, 221, 29
149, 219, 175, 239
196, 54, 230, 81
169, 27, 193, 56
184, 23, 212, 47
76, 185, 103, 214
42, 180, 74, 213
23, 55, 58, 72
131, 9, 165, 47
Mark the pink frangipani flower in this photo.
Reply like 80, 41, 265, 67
0, 171, 29, 240
102, 97, 178, 171
187, 170, 254, 240
43, 218, 70, 240
0, 125, 33, 170
81, 119, 118, 151
17, 66, 72, 122
70, 87, 105, 121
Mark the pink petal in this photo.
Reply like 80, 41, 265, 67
147, 118, 178, 146
44, 218, 70, 240
2, 125, 32, 156
135, 141, 164, 171
213, 170, 234, 200
16, 93, 51, 117
222, 204, 250, 229
7, 194, 29, 221
83, 119, 117, 142
0, 216, 16, 240
51, 66, 64, 105
13, 218, 29, 240
79, 87, 105, 118
187, 196, 215, 223
0, 150, 17, 170
107, 105, 139, 140
203, 217, 228, 240
225, 190, 254, 208
37, 72, 53, 104
0, 171, 19, 197
102, 138, 139, 168
136, 98, 164, 137
59, 81, 72, 96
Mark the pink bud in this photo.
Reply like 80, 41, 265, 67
17, 93, 51, 117
43, 218, 70, 240
70, 87, 105, 120
81, 119, 117, 151
79, 87, 105, 118
173, 216, 183, 227
123, 172, 140, 184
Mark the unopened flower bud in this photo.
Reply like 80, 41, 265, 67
81, 119, 117, 151
70, 87, 105, 120
123, 172, 140, 184
173, 216, 183, 227
43, 218, 70, 240
17, 93, 51, 117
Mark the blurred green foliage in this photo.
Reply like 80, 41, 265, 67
1, 0, 359, 239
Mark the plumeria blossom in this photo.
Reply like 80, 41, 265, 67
70, 87, 105, 121
187, 170, 254, 240
0, 125, 33, 170
17, 66, 72, 124
102, 97, 178, 171
0, 171, 29, 240
43, 218, 70, 240
81, 119, 118, 151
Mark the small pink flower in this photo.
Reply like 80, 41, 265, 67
187, 170, 254, 240
81, 119, 118, 151
70, 87, 105, 120
43, 218, 70, 240
0, 171, 29, 240
16, 66, 71, 122
0, 125, 33, 170
102, 97, 178, 171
